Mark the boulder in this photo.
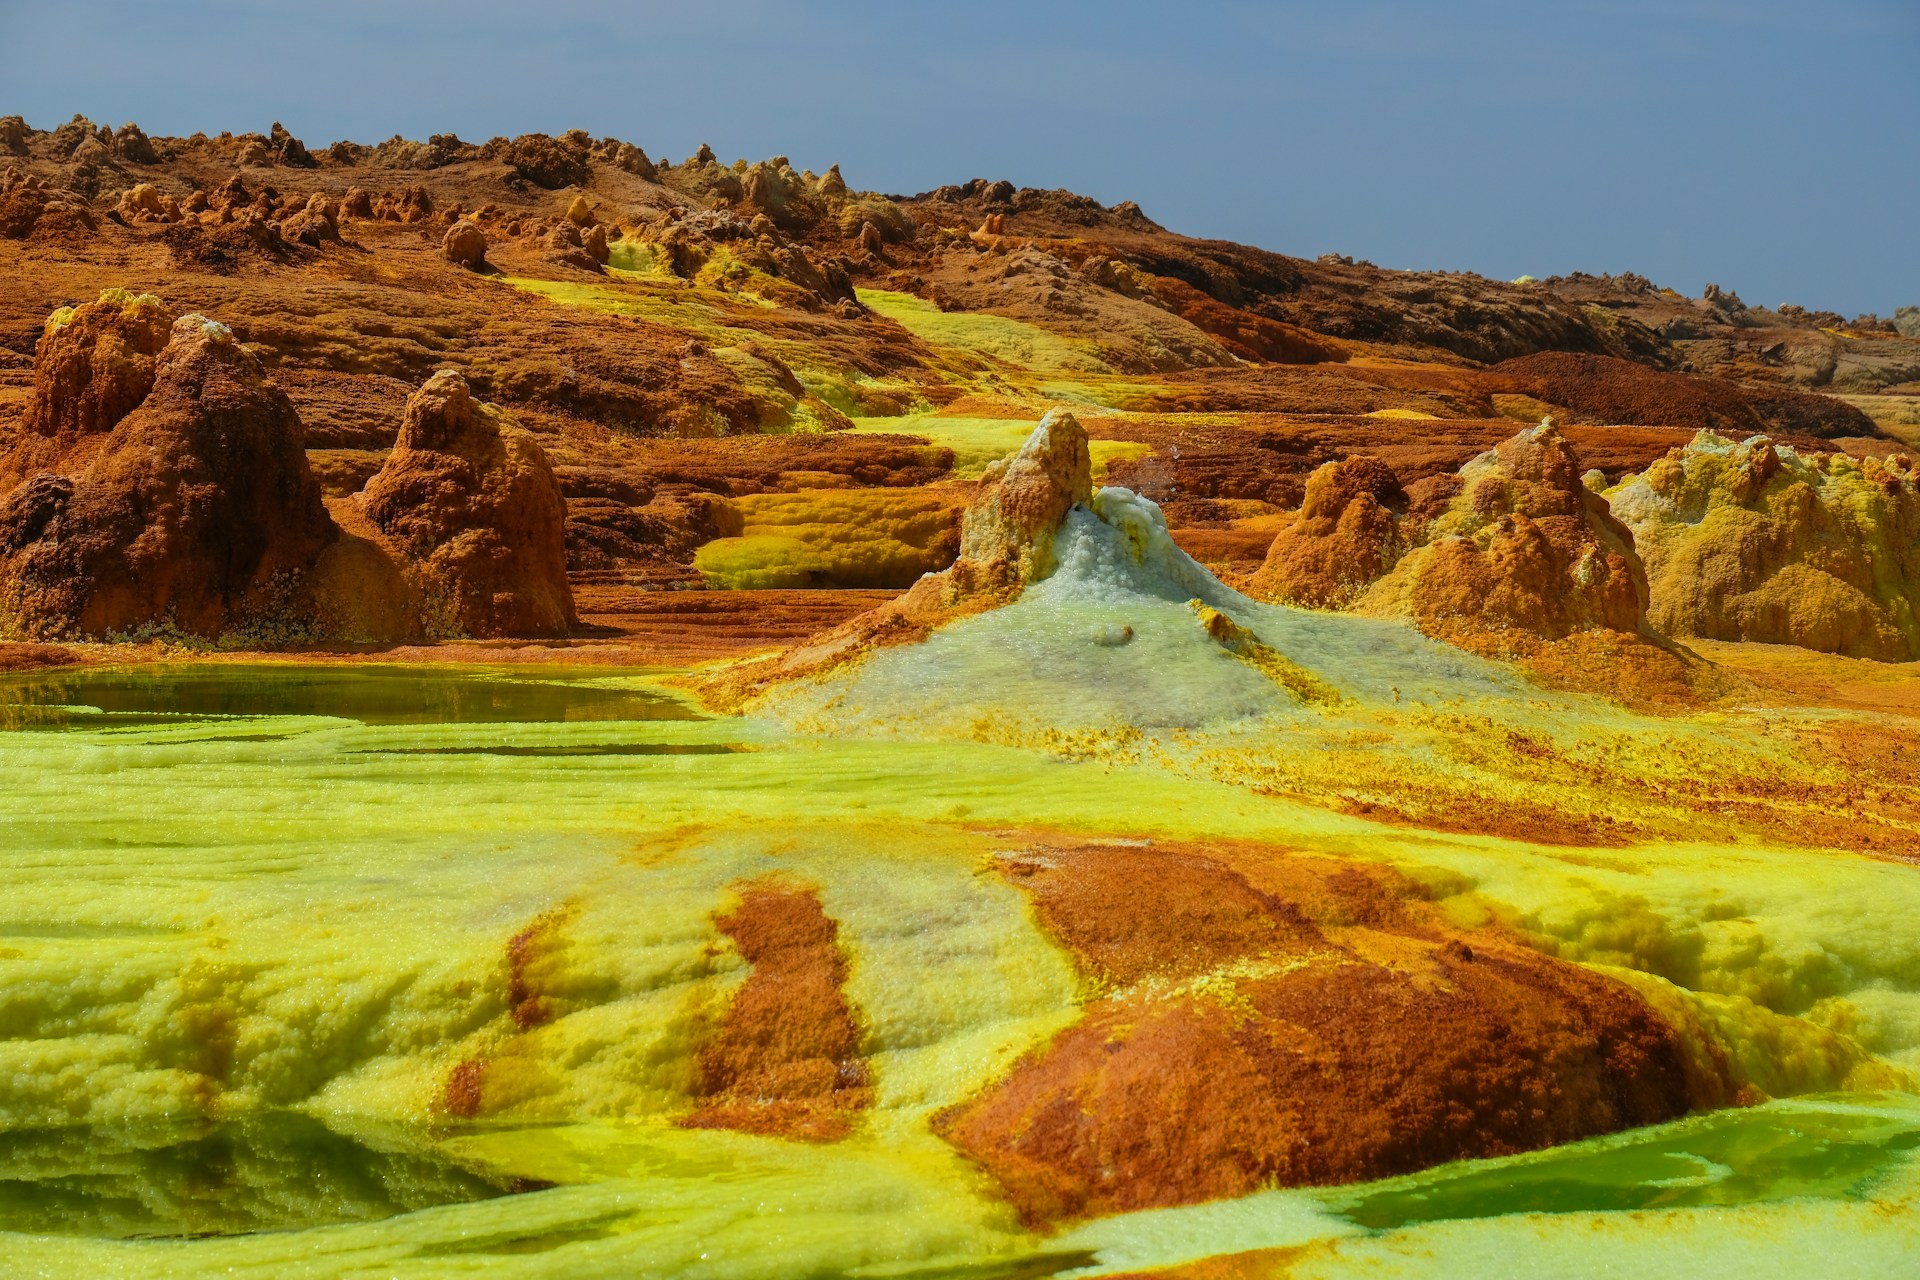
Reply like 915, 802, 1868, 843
0, 116, 27, 157
362, 371, 576, 637
1896, 307, 1920, 341
443, 219, 488, 269
0, 314, 340, 639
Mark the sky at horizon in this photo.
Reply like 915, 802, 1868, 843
3, 0, 1915, 317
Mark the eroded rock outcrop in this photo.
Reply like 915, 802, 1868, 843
956, 408, 1093, 587
110, 121, 160, 165
697, 410, 1092, 705
0, 168, 98, 241
504, 133, 589, 190
3, 289, 176, 486
1357, 421, 1649, 653
0, 313, 341, 639
1607, 433, 1920, 660
1248, 422, 1652, 659
115, 182, 180, 225
1247, 456, 1406, 609
362, 371, 577, 637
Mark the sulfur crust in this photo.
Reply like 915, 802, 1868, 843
5, 445, 1920, 1272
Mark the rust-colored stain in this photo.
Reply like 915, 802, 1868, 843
1105, 1243, 1313, 1280
938, 838, 1717, 1226
506, 905, 572, 1030
440, 1057, 488, 1118
680, 879, 872, 1142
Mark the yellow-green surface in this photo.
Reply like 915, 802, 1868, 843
497, 275, 925, 423
4, 490, 1919, 1276
695, 489, 963, 589
855, 289, 1109, 377
2, 646, 1918, 1276
845, 413, 1150, 480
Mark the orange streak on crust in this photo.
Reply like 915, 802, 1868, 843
938, 839, 1712, 1226
507, 906, 572, 1030
440, 1057, 488, 1118
680, 881, 872, 1142
1104, 1245, 1311, 1280
996, 843, 1330, 988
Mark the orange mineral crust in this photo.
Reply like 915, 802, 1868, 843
936, 840, 1720, 1224
681, 880, 873, 1142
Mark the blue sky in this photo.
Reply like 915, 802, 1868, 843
4, 0, 1915, 316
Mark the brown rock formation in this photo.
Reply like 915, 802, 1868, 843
115, 183, 180, 224
1246, 422, 1652, 659
0, 313, 339, 639
610, 142, 655, 179
110, 122, 159, 165
1607, 433, 1920, 660
542, 221, 601, 273
580, 222, 609, 265
0, 168, 97, 241
957, 407, 1093, 586
504, 133, 588, 190
277, 194, 340, 247
362, 370, 577, 637
442, 219, 488, 269
4, 290, 177, 487
1248, 457, 1405, 608
1357, 421, 1650, 653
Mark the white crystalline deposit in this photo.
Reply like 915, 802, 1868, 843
762, 430, 1523, 740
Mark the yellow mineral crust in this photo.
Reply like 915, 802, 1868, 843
1608, 431, 1920, 660
6, 421, 1920, 1276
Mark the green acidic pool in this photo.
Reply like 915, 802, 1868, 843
0, 663, 703, 728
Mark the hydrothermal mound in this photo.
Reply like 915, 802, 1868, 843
2, 416, 1917, 1279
